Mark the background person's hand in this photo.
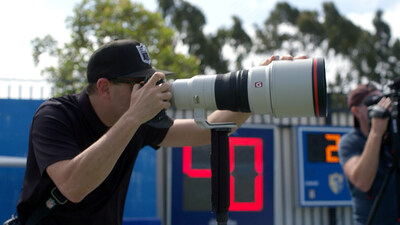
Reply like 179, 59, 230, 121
370, 97, 391, 136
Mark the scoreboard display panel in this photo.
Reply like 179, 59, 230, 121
297, 126, 352, 206
170, 125, 274, 225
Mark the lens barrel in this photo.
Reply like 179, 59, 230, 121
214, 70, 251, 112
312, 58, 326, 117
170, 58, 327, 118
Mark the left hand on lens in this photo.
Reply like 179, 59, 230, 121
260, 55, 307, 66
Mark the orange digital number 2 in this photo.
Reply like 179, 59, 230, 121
324, 134, 340, 163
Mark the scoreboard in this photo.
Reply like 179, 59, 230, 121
170, 125, 274, 225
297, 126, 352, 206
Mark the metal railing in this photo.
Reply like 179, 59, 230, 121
0, 156, 26, 167
0, 78, 54, 99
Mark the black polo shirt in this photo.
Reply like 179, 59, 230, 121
17, 87, 169, 225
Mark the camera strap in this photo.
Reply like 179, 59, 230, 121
25, 187, 68, 225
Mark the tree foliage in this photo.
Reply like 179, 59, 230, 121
32, 0, 199, 95
33, 0, 400, 96
157, 0, 252, 72
254, 2, 400, 92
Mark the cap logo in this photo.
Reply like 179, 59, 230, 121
136, 43, 151, 65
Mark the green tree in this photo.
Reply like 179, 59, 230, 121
254, 2, 400, 92
371, 10, 399, 84
219, 16, 253, 70
322, 2, 363, 55
158, 0, 227, 73
157, 0, 252, 73
32, 0, 199, 96
254, 2, 300, 54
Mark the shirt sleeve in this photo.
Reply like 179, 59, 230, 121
31, 103, 82, 175
141, 123, 171, 149
338, 131, 364, 167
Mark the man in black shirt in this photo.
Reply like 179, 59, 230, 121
16, 39, 304, 225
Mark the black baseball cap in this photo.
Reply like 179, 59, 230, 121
347, 83, 378, 128
87, 39, 174, 83
87, 39, 174, 129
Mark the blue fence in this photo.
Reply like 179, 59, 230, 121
0, 99, 159, 224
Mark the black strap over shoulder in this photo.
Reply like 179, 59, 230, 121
25, 187, 68, 225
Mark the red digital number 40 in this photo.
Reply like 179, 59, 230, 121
183, 137, 264, 211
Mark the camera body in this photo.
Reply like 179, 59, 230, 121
142, 78, 174, 128
366, 79, 400, 147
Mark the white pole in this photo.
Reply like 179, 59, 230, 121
0, 156, 26, 167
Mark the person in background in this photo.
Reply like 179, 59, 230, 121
339, 83, 397, 225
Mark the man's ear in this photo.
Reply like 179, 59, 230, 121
96, 78, 112, 98
351, 106, 361, 118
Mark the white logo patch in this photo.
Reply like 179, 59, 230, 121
136, 43, 151, 65
329, 172, 344, 194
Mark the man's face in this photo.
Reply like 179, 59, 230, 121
109, 78, 144, 119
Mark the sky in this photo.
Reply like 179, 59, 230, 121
0, 0, 399, 97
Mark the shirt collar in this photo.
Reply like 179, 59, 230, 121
78, 86, 109, 135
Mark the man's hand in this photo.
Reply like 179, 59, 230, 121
370, 97, 391, 136
127, 72, 172, 124
260, 55, 307, 66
